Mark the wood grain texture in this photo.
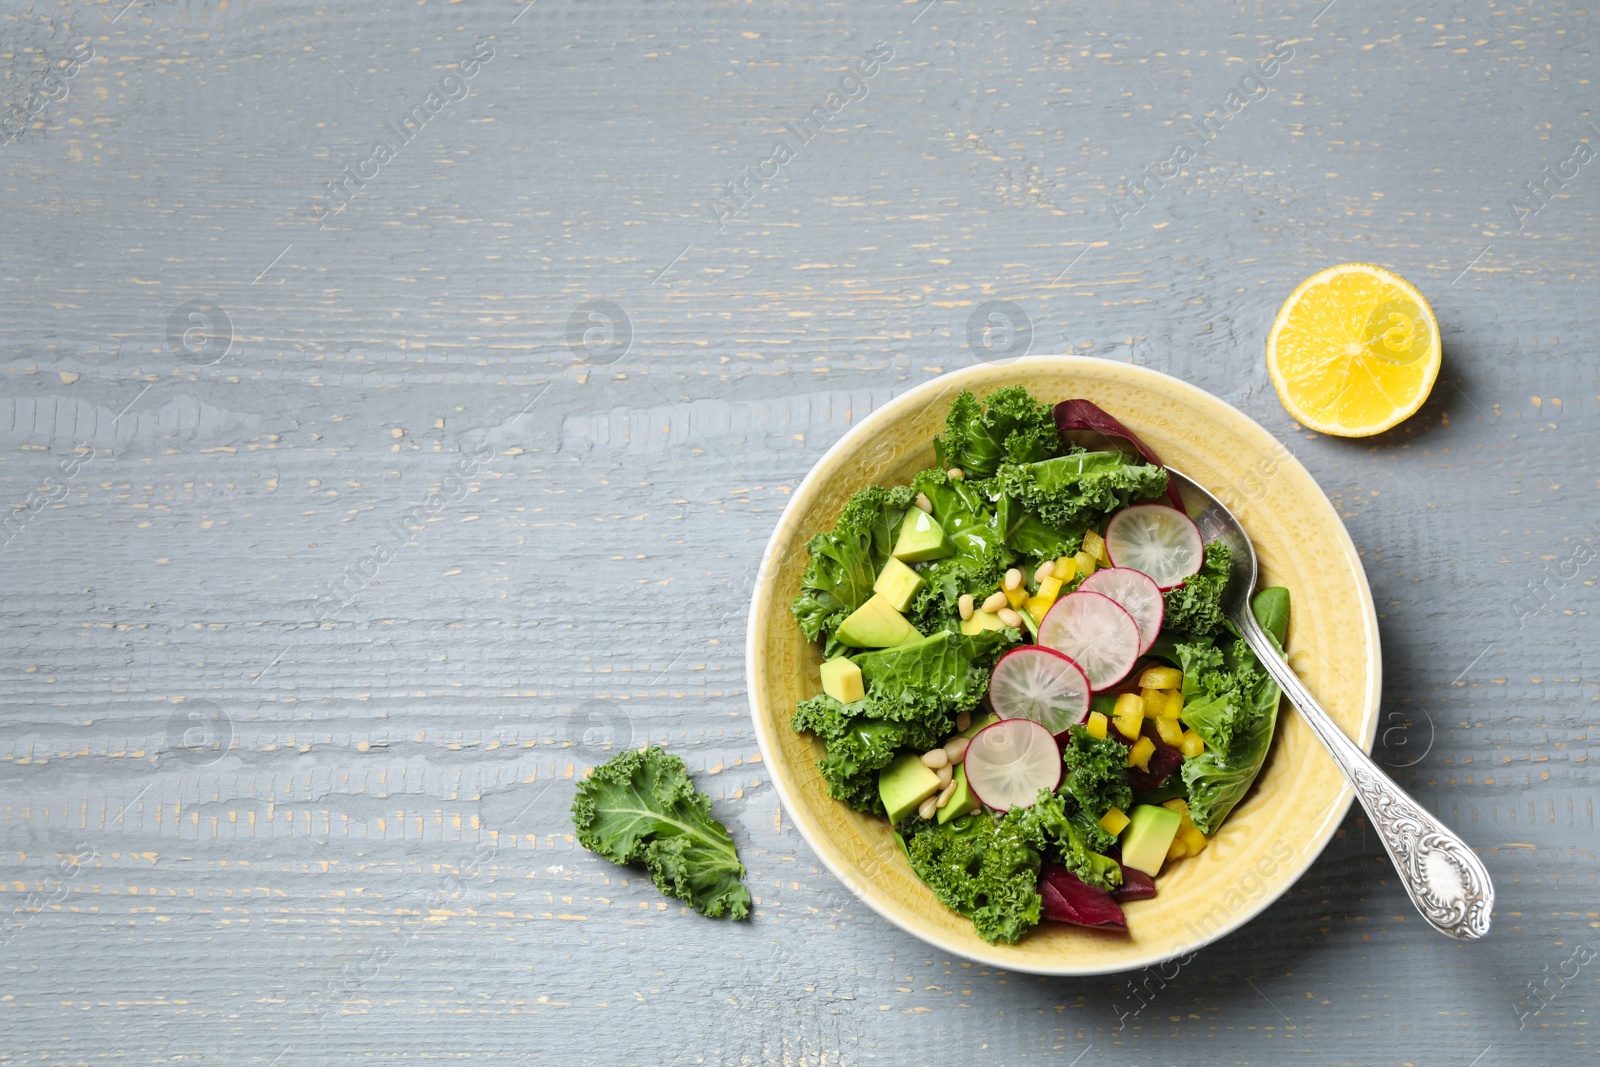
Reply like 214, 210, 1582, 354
0, 0, 1594, 1063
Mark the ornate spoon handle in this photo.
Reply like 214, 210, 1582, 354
1237, 613, 1494, 940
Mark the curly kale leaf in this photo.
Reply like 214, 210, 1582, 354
910, 468, 1005, 559
1161, 540, 1232, 638
991, 451, 1169, 532
851, 630, 1011, 719
1161, 632, 1272, 756
908, 548, 1018, 636
904, 813, 1043, 944
792, 695, 951, 813
1070, 804, 1119, 856
904, 468, 1017, 633
791, 630, 1010, 812
1179, 698, 1276, 835
1010, 790, 1123, 892
995, 491, 1083, 561
1061, 724, 1133, 818
790, 484, 916, 647
572, 747, 751, 919
933, 387, 1060, 480
1156, 589, 1290, 833
1149, 630, 1224, 696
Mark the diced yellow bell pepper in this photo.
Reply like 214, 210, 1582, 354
1004, 585, 1027, 610
1053, 556, 1077, 584
1179, 729, 1205, 758
1098, 806, 1131, 836
1127, 736, 1155, 772
1023, 575, 1063, 625
1073, 550, 1097, 578
1138, 665, 1183, 690
1161, 800, 1205, 859
1157, 801, 1208, 859
1024, 595, 1051, 626
1085, 710, 1109, 740
1083, 529, 1108, 565
1154, 714, 1185, 747
1140, 686, 1182, 718
1112, 692, 1145, 740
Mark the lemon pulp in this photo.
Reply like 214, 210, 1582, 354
1266, 263, 1441, 437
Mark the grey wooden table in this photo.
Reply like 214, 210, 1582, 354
1, 1, 1594, 1063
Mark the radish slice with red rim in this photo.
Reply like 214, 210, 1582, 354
962, 718, 1062, 813
1104, 504, 1203, 591
988, 646, 1091, 735
1037, 591, 1140, 690
1079, 567, 1164, 655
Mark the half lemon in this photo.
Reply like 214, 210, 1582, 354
1266, 262, 1441, 437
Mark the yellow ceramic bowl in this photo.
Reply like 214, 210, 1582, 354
746, 358, 1381, 975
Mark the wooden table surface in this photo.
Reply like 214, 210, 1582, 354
1, 1, 1594, 1064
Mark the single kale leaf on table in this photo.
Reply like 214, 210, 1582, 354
572, 747, 751, 919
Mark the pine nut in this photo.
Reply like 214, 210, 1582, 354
958, 593, 975, 621
935, 781, 957, 808
947, 467, 965, 481
936, 763, 953, 787
997, 607, 1022, 628
1034, 561, 1055, 584
982, 591, 1008, 613
914, 492, 934, 513
920, 748, 949, 769
955, 711, 972, 732
944, 736, 970, 763
918, 795, 939, 821
1003, 568, 1022, 591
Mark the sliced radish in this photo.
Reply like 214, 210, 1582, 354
962, 718, 1062, 813
1037, 591, 1140, 690
1079, 567, 1165, 655
988, 646, 1091, 735
1104, 504, 1203, 591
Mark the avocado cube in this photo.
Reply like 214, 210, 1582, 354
959, 608, 1006, 635
835, 594, 918, 648
879, 753, 941, 824
1121, 804, 1183, 877
892, 510, 955, 562
819, 656, 865, 703
936, 762, 978, 824
873, 556, 925, 612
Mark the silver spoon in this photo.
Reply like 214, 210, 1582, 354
1168, 467, 1494, 940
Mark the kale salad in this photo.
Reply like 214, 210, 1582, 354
789, 387, 1290, 944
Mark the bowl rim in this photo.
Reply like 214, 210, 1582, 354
745, 357, 1381, 975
